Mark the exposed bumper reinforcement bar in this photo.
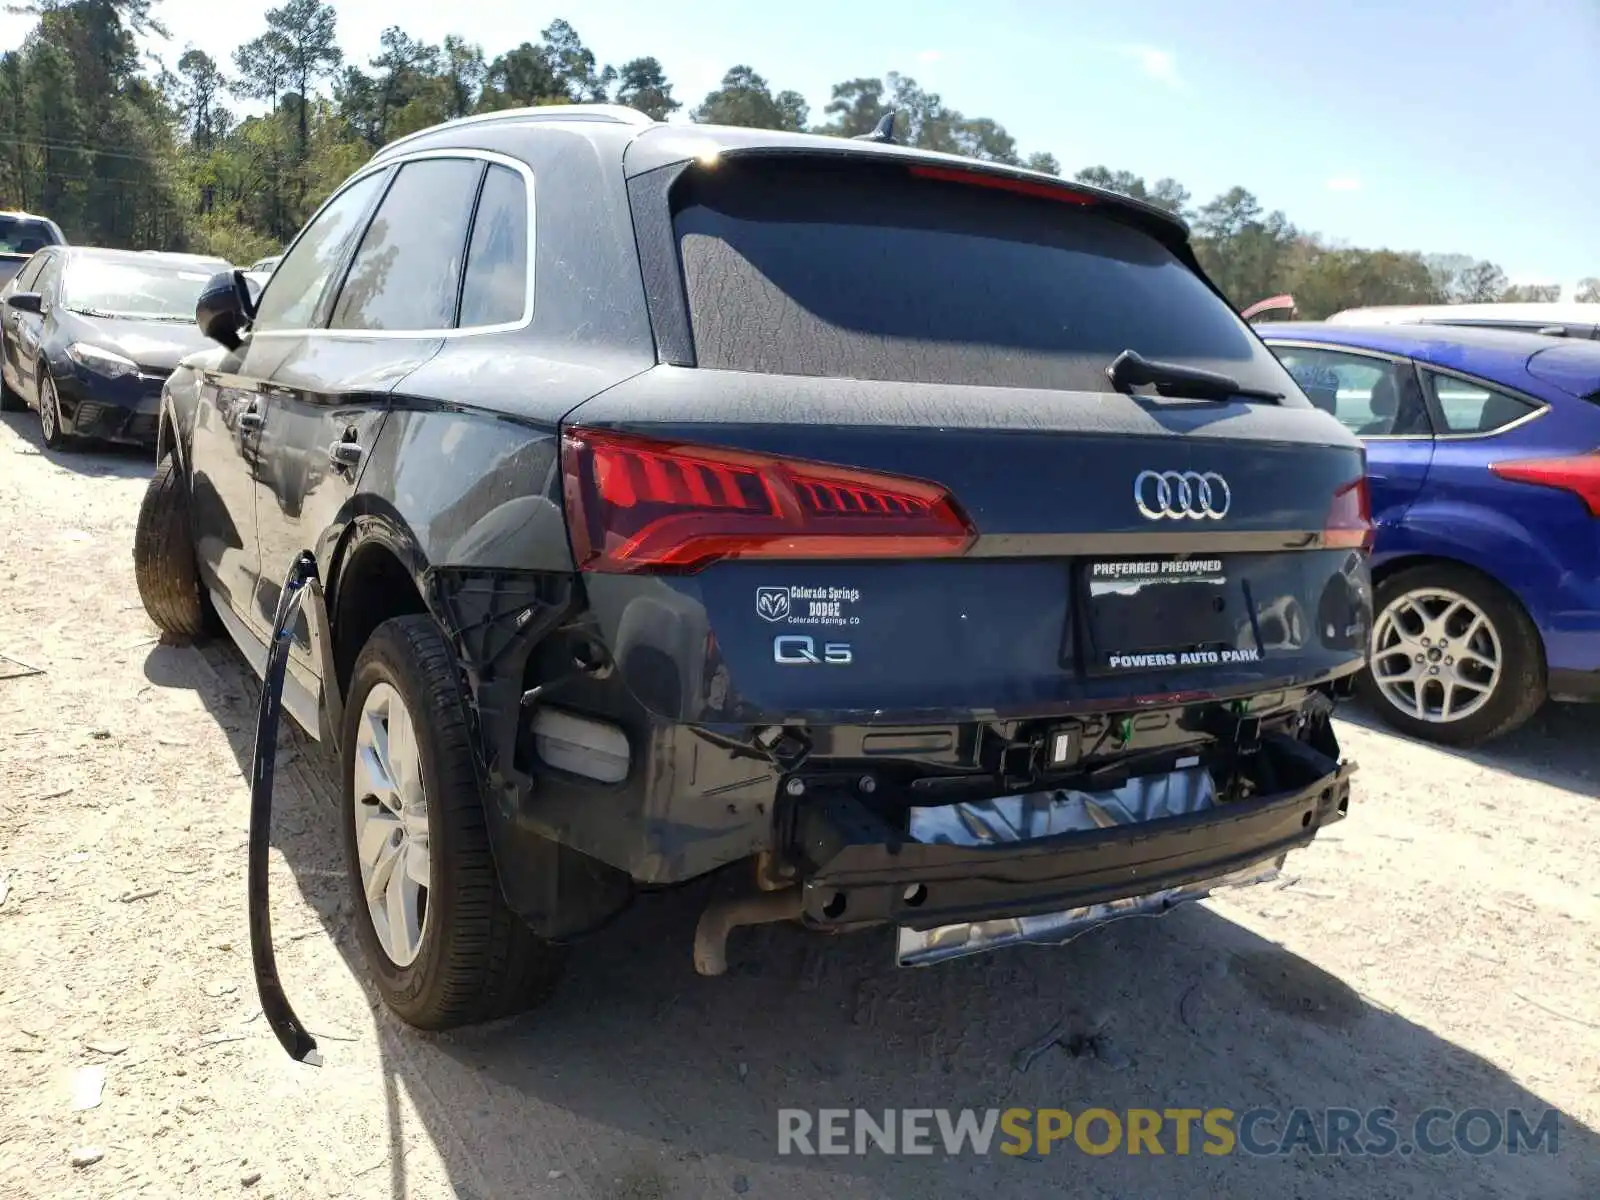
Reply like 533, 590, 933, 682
792, 733, 1353, 936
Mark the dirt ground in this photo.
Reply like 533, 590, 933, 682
0, 408, 1596, 1200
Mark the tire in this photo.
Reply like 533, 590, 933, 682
1358, 563, 1545, 747
38, 368, 72, 450
133, 455, 209, 639
341, 615, 565, 1030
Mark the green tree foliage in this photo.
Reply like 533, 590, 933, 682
692, 65, 807, 131
811, 72, 1024, 164
1287, 246, 1439, 318
1072, 167, 1190, 216
233, 32, 293, 112
1577, 277, 1600, 303
818, 76, 888, 137
612, 56, 677, 121
479, 42, 558, 110
1456, 260, 1509, 303
23, 41, 90, 227
540, 18, 611, 102
264, 0, 342, 157
1501, 283, 1560, 303
1424, 253, 1514, 304
0, 0, 184, 245
1190, 187, 1300, 304
435, 36, 487, 122
339, 25, 439, 149
164, 49, 229, 151
0, 1, 1581, 319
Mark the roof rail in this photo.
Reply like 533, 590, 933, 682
376, 104, 654, 158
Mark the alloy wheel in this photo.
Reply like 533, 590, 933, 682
352, 682, 431, 966
39, 374, 60, 443
1370, 587, 1502, 724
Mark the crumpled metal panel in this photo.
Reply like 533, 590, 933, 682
896, 767, 1282, 967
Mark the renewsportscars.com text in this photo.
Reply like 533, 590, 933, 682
777, 1107, 1562, 1158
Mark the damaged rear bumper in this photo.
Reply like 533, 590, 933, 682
789, 733, 1351, 954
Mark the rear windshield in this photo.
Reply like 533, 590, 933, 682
0, 216, 57, 256
62, 260, 218, 320
672, 160, 1294, 393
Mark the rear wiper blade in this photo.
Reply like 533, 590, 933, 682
1107, 349, 1283, 404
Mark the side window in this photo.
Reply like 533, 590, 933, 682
12, 253, 46, 292
1423, 370, 1541, 435
329, 157, 484, 332
253, 170, 387, 332
458, 165, 530, 328
1274, 346, 1426, 437
34, 254, 63, 304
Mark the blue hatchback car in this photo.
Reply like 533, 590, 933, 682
1258, 322, 1600, 745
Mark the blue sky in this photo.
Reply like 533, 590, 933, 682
5, 0, 1597, 287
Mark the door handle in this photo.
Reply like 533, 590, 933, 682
328, 440, 363, 470
237, 411, 264, 432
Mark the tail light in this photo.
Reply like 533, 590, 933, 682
1324, 475, 1373, 551
908, 164, 1098, 206
561, 428, 977, 573
1490, 452, 1600, 517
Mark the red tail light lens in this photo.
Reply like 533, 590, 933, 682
1324, 475, 1373, 550
561, 428, 977, 573
908, 164, 1098, 206
1490, 452, 1600, 517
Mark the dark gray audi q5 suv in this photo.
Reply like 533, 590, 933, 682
134, 103, 1373, 1037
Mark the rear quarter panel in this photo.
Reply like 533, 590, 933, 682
1377, 392, 1600, 668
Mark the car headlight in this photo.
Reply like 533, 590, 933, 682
66, 342, 139, 379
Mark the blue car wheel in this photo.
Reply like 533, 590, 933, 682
1360, 563, 1546, 746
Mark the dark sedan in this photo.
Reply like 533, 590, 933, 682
0, 247, 226, 449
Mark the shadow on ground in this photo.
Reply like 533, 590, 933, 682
144, 639, 1600, 1200
1, 408, 154, 479
1339, 699, 1596, 800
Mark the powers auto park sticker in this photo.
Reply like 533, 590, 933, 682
756, 586, 862, 627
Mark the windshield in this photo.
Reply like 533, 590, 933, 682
62, 260, 218, 319
0, 216, 56, 255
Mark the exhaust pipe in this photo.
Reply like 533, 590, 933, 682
693, 887, 804, 976
248, 550, 323, 1065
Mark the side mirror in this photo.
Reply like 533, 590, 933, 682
196, 269, 256, 351
5, 291, 42, 316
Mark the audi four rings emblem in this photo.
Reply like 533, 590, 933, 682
1134, 470, 1232, 520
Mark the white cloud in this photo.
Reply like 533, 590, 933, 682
1325, 177, 1362, 192
1118, 45, 1181, 88
915, 49, 943, 65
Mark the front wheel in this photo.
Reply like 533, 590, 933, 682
341, 615, 566, 1030
1358, 564, 1545, 746
133, 456, 210, 639
38, 370, 72, 450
